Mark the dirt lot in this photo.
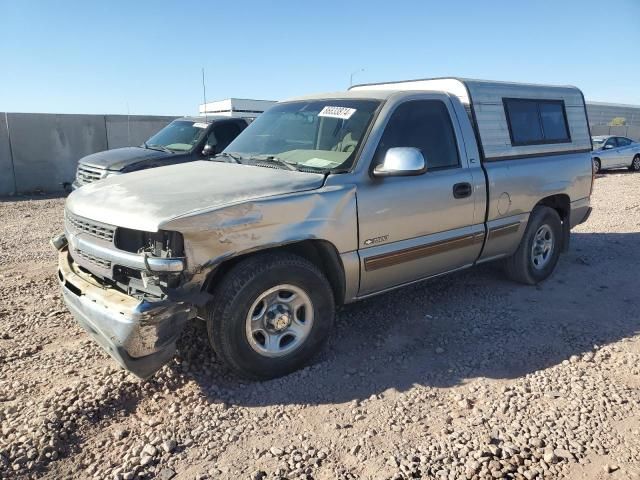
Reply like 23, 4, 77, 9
1, 172, 639, 480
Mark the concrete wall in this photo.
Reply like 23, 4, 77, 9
0, 113, 175, 196
105, 115, 176, 149
590, 124, 640, 141
586, 102, 640, 128
0, 113, 16, 195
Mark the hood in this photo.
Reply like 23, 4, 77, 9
79, 147, 173, 171
66, 161, 326, 232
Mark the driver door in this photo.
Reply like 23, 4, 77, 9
357, 96, 484, 295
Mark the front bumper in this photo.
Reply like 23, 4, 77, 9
56, 246, 193, 378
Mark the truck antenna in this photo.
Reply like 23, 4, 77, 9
201, 68, 208, 123
126, 101, 131, 146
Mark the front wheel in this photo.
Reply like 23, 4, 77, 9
206, 252, 335, 380
504, 206, 563, 285
630, 155, 640, 172
593, 158, 601, 174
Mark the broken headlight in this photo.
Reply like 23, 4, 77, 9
114, 228, 185, 292
115, 228, 185, 258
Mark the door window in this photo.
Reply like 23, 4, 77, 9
604, 138, 618, 149
374, 100, 460, 170
212, 122, 242, 152
617, 137, 632, 147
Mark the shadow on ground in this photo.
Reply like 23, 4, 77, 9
169, 231, 640, 407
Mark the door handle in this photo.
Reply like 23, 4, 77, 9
453, 182, 472, 199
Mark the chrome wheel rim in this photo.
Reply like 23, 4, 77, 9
633, 157, 640, 170
593, 159, 600, 173
531, 224, 554, 270
245, 284, 313, 357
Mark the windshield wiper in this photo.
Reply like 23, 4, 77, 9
144, 143, 174, 154
214, 152, 244, 164
250, 155, 298, 171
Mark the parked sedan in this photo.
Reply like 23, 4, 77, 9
591, 135, 640, 173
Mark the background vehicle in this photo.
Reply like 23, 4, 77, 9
72, 116, 250, 189
591, 135, 640, 173
54, 78, 593, 381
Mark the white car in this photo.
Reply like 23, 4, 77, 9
591, 135, 640, 173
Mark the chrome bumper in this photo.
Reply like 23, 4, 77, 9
56, 246, 194, 378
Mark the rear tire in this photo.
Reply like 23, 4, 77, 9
504, 206, 563, 285
630, 155, 640, 172
205, 252, 335, 380
593, 158, 601, 174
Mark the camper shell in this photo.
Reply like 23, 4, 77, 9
350, 77, 593, 161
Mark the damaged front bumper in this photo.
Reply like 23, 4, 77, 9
55, 243, 194, 379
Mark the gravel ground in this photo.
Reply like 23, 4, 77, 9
1, 172, 639, 480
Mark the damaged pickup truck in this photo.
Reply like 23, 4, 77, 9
53, 78, 594, 380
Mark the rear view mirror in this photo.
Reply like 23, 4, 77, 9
604, 144, 614, 150
373, 147, 427, 177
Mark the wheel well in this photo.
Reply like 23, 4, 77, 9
536, 194, 570, 252
202, 240, 346, 305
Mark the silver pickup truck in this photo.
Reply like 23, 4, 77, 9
53, 78, 594, 380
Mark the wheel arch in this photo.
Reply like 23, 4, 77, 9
534, 194, 571, 252
201, 239, 347, 305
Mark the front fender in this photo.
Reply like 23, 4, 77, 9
161, 184, 359, 277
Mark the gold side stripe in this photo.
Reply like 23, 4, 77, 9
488, 222, 520, 239
364, 232, 484, 272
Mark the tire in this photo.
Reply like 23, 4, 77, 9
205, 252, 335, 380
504, 206, 563, 285
630, 155, 640, 172
592, 158, 601, 174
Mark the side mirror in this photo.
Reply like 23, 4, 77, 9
373, 147, 426, 177
604, 144, 614, 150
202, 143, 217, 156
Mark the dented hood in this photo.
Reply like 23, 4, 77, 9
66, 161, 325, 232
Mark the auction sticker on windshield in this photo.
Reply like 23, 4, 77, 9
318, 106, 356, 120
192, 122, 209, 129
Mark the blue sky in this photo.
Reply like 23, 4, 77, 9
1, 0, 638, 115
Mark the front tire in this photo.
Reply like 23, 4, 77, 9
630, 155, 640, 172
206, 252, 335, 380
593, 158, 601, 174
504, 206, 563, 285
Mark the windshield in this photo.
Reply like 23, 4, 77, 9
145, 120, 209, 152
223, 99, 380, 171
592, 138, 606, 149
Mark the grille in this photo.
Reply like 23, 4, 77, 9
75, 249, 112, 269
76, 163, 107, 186
66, 212, 116, 242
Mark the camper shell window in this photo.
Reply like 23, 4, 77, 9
503, 98, 571, 146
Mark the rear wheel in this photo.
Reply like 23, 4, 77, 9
504, 206, 563, 285
630, 155, 640, 172
593, 158, 601, 174
205, 252, 335, 380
